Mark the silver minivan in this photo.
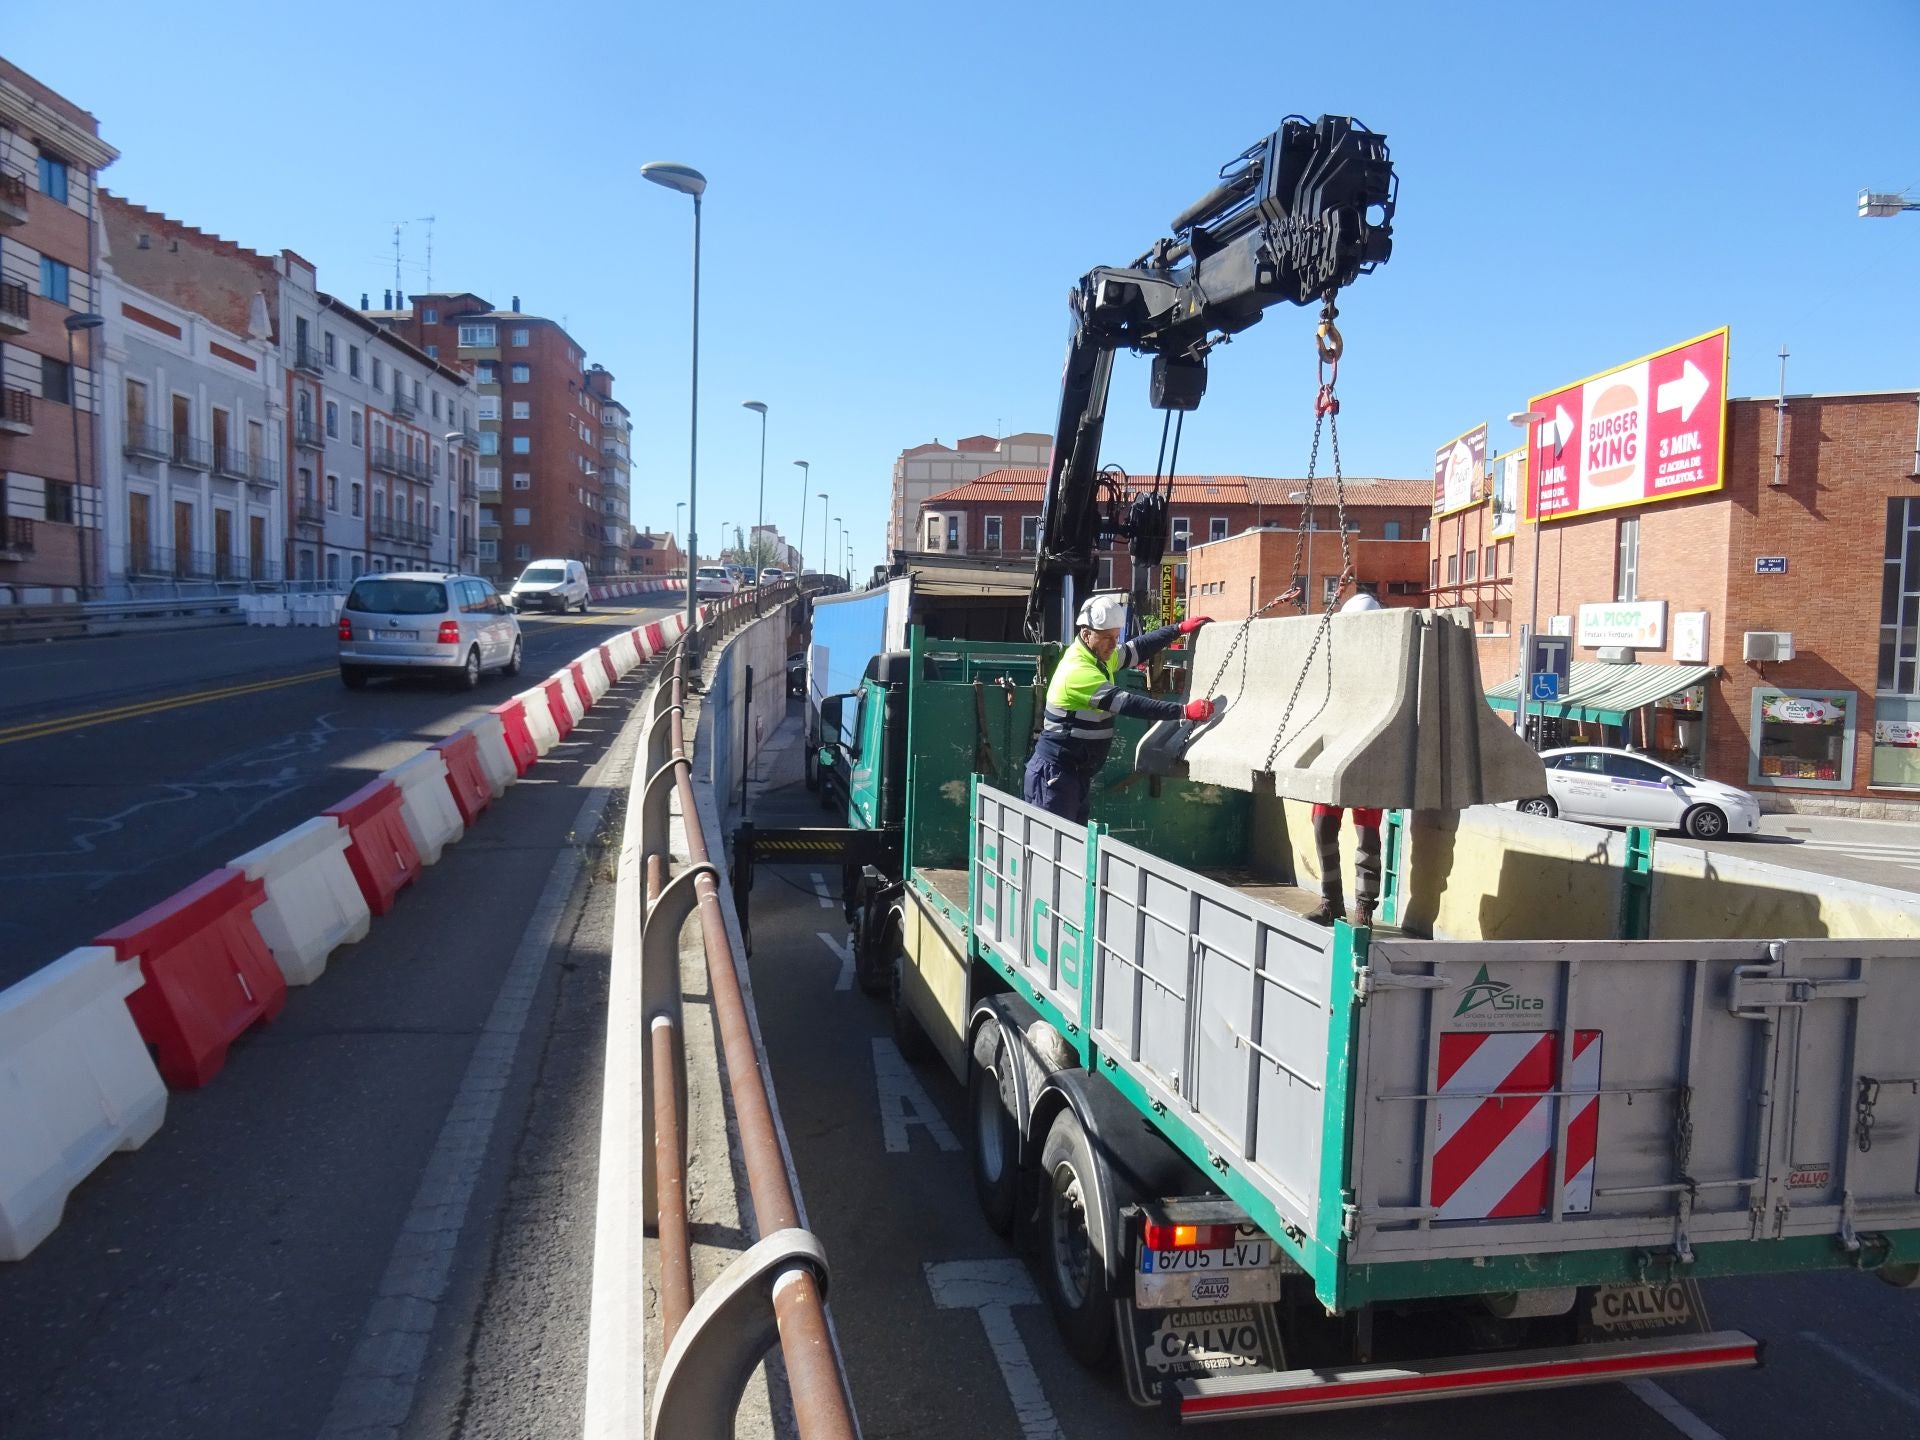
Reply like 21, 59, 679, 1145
338, 571, 523, 690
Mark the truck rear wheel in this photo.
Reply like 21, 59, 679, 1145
969, 1031, 1020, 1235
1039, 1107, 1114, 1365
852, 902, 891, 997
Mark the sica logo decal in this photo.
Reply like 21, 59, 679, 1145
1453, 965, 1545, 1018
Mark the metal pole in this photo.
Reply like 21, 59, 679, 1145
66, 325, 89, 601
753, 408, 766, 578
817, 492, 829, 578
1525, 481, 1543, 749
684, 192, 702, 664
795, 462, 809, 574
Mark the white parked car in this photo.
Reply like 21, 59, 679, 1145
1518, 746, 1759, 839
694, 565, 737, 597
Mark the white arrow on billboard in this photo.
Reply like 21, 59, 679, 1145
1548, 404, 1576, 456
1657, 360, 1710, 422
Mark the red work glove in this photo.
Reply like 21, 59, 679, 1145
1177, 616, 1212, 635
1183, 697, 1215, 722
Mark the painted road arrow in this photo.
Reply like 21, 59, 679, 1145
1657, 359, 1710, 422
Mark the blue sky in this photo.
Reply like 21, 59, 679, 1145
9, 1, 1917, 572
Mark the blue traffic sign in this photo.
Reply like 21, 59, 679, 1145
1528, 634, 1572, 684
1532, 672, 1562, 701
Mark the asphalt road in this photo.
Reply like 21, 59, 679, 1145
0, 618, 654, 1440
743, 763, 1920, 1439
0, 600, 675, 989
1671, 812, 1920, 896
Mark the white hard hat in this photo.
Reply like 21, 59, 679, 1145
1075, 592, 1129, 632
1340, 591, 1383, 613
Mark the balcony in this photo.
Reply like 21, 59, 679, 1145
0, 280, 28, 337
0, 168, 27, 226
393, 387, 417, 419
460, 477, 478, 500
0, 387, 31, 436
369, 444, 404, 477
293, 416, 325, 450
294, 340, 326, 375
1, 516, 34, 559
401, 452, 431, 482
295, 496, 325, 528
478, 523, 501, 542
126, 547, 216, 580
370, 514, 430, 547
245, 458, 281, 492
214, 445, 250, 480
170, 434, 213, 470
124, 422, 170, 459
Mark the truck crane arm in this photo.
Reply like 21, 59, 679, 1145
1026, 114, 1398, 641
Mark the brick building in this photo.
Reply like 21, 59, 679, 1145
371, 294, 616, 583
1186, 529, 1431, 621
591, 373, 631, 572
1442, 390, 1920, 817
918, 469, 1431, 602
629, 529, 683, 576
0, 59, 118, 598
891, 432, 1051, 556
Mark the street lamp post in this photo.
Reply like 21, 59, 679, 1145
442, 430, 465, 570
1287, 489, 1314, 612
793, 460, 810, 575
816, 491, 829, 581
1859, 188, 1920, 218
641, 159, 707, 662
834, 516, 844, 583
675, 500, 686, 555
743, 401, 768, 608
1510, 409, 1549, 746
64, 313, 104, 599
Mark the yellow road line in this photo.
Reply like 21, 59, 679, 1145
0, 666, 337, 746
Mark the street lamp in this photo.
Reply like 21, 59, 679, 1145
793, 460, 810, 574
64, 312, 104, 600
675, 500, 686, 554
817, 491, 829, 579
1510, 408, 1549, 746
1859, 188, 1919, 218
641, 159, 707, 660
834, 515, 844, 582
743, 401, 767, 608
442, 431, 466, 571
1287, 489, 1315, 612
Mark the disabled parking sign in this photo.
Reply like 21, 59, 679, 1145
1531, 672, 1561, 701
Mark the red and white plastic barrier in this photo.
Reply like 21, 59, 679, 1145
228, 817, 371, 986
467, 713, 518, 797
435, 730, 495, 827
0, 946, 167, 1259
576, 653, 610, 705
547, 674, 586, 735
322, 780, 421, 916
492, 698, 541, 775
96, 869, 288, 1090
518, 687, 562, 756
382, 750, 465, 865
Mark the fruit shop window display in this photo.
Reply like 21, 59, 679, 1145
1751, 689, 1856, 789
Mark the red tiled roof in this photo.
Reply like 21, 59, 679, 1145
924, 469, 1429, 507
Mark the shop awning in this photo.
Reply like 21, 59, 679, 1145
1486, 661, 1715, 726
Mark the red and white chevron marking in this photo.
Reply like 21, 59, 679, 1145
1430, 1029, 1602, 1221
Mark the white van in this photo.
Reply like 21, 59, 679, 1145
510, 558, 591, 614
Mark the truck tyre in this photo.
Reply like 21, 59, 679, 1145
1685, 804, 1727, 840
804, 747, 819, 792
890, 933, 933, 1063
969, 1031, 1020, 1235
853, 905, 891, 998
1038, 1107, 1114, 1365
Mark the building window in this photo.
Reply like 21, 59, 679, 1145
511, 472, 530, 490
1483, 545, 1496, 578
511, 328, 530, 347
1098, 556, 1114, 588
458, 323, 496, 347
513, 507, 531, 526
1615, 515, 1640, 601
325, 332, 338, 366
349, 345, 362, 379
40, 356, 71, 405
351, 411, 363, 446
476, 363, 495, 384
351, 481, 363, 517
983, 515, 1003, 552
946, 516, 960, 550
46, 480, 75, 523
1445, 553, 1458, 585
423, 308, 439, 325
432, 446, 442, 476
1322, 574, 1341, 606
1384, 520, 1401, 541
39, 256, 70, 305
1171, 517, 1190, 553
1463, 548, 1477, 583
1879, 498, 1920, 695
325, 401, 339, 437
512, 401, 531, 419
511, 435, 530, 454
514, 544, 531, 561
325, 552, 341, 583
327, 475, 339, 511
1431, 557, 1441, 588
1752, 688, 1857, 790
477, 397, 500, 421
1021, 515, 1040, 552
479, 432, 500, 456
425, 345, 438, 359
372, 358, 384, 389
1209, 517, 1228, 543
510, 364, 530, 384
926, 515, 940, 548
37, 153, 70, 204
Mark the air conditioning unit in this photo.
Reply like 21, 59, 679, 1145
1743, 631, 1795, 663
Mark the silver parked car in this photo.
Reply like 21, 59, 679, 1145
1518, 746, 1760, 839
338, 571, 523, 691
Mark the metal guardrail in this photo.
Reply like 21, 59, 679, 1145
633, 586, 858, 1438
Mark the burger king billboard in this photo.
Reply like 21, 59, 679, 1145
1524, 328, 1729, 522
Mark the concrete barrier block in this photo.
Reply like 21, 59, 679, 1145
228, 816, 370, 985
0, 947, 167, 1260
517, 688, 561, 757
381, 750, 465, 865
468, 714, 517, 797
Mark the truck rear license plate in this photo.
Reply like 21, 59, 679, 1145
1140, 1241, 1270, 1272
1137, 1243, 1280, 1310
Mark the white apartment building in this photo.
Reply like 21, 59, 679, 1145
889, 431, 1050, 556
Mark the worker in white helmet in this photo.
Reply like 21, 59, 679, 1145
1023, 592, 1214, 824
1311, 578, 1384, 925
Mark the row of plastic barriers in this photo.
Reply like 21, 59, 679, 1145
0, 612, 692, 1261
590, 578, 685, 602
239, 593, 347, 628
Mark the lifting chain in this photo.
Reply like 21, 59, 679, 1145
1856, 1076, 1880, 1153
1673, 1083, 1695, 1177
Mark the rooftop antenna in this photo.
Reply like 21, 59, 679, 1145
390, 217, 435, 307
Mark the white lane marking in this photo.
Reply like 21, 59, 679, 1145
1799, 1328, 1920, 1414
810, 870, 835, 909
819, 931, 855, 991
926, 1261, 1065, 1440
317, 726, 623, 1440
1624, 1379, 1729, 1440
872, 1036, 960, 1154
